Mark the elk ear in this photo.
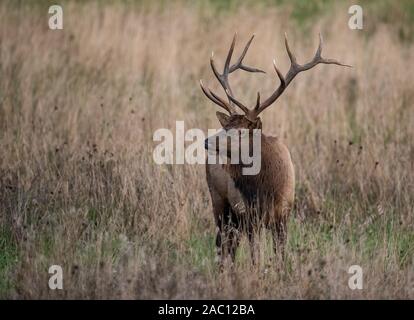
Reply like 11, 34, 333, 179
216, 111, 230, 127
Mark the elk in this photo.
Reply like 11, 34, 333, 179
200, 33, 349, 265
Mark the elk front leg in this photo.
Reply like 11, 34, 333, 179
209, 191, 228, 265
215, 207, 241, 268
220, 209, 241, 264
215, 221, 241, 267
206, 165, 244, 267
207, 187, 237, 266
247, 224, 257, 265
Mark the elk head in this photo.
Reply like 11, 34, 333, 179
200, 33, 350, 154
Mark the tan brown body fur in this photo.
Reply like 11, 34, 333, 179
206, 126, 295, 263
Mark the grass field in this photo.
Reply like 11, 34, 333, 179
0, 0, 413, 299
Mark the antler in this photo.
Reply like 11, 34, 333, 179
252, 33, 351, 118
200, 33, 350, 119
199, 33, 265, 114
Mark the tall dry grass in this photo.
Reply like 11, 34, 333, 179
0, 1, 413, 298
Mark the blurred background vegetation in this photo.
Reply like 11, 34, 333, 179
5, 1, 413, 22
0, 0, 413, 299
5, 0, 414, 41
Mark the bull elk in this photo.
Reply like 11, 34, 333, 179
200, 33, 349, 265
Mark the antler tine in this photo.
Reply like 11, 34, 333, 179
273, 59, 285, 88
226, 90, 250, 114
315, 32, 323, 58
224, 33, 237, 75
229, 35, 266, 74
210, 53, 227, 93
199, 80, 234, 114
254, 92, 261, 110
230, 34, 253, 71
284, 32, 298, 66
313, 33, 351, 67
254, 33, 351, 116
203, 33, 266, 115
298, 33, 352, 72
209, 54, 238, 113
210, 88, 232, 110
208, 34, 238, 101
